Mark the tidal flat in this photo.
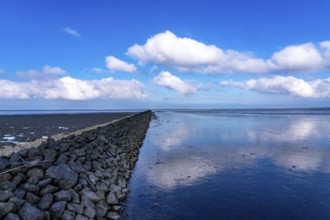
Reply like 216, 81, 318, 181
123, 109, 330, 220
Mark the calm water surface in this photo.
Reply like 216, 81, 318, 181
123, 109, 330, 220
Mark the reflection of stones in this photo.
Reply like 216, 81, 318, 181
0, 111, 152, 219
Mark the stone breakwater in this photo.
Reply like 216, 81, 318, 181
0, 110, 152, 220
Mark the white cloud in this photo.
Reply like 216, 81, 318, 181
221, 75, 330, 98
17, 65, 67, 79
0, 76, 146, 100
126, 30, 330, 74
0, 69, 5, 75
127, 30, 268, 74
152, 71, 197, 95
267, 42, 330, 72
63, 27, 81, 37
105, 56, 137, 73
42, 65, 67, 75
92, 67, 105, 74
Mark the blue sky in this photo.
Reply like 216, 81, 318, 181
0, 0, 330, 109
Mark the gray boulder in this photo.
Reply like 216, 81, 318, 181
46, 164, 78, 189
18, 202, 44, 220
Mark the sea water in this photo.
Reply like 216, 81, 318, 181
123, 109, 330, 220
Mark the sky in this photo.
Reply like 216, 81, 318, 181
0, 0, 330, 109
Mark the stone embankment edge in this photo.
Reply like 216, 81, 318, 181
0, 110, 153, 220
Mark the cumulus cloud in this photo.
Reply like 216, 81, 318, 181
0, 76, 146, 100
105, 56, 137, 73
221, 75, 330, 98
17, 65, 67, 79
152, 71, 197, 95
63, 27, 81, 37
126, 30, 330, 74
267, 41, 330, 72
127, 30, 267, 74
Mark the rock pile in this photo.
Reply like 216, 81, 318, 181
0, 110, 152, 220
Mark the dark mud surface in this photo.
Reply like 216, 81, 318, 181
0, 113, 134, 146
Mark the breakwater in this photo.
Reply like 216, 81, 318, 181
0, 110, 152, 220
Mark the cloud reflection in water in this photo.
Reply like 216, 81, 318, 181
144, 112, 330, 190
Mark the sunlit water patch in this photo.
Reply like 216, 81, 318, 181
123, 109, 330, 220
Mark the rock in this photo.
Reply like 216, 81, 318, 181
112, 205, 121, 212
62, 210, 75, 220
38, 193, 53, 210
4, 213, 20, 220
73, 183, 83, 192
25, 192, 40, 204
0, 157, 9, 170
66, 203, 75, 212
8, 197, 25, 210
0, 181, 16, 192
69, 189, 80, 203
81, 190, 100, 203
74, 148, 86, 157
17, 149, 28, 158
40, 184, 58, 195
0, 190, 13, 202
84, 205, 96, 218
12, 173, 26, 186
18, 202, 44, 220
54, 189, 72, 201
95, 200, 109, 217
46, 164, 78, 189
78, 178, 88, 187
106, 192, 118, 205
50, 201, 66, 218
27, 148, 41, 158
69, 161, 86, 173
14, 188, 26, 198
59, 143, 70, 153
96, 182, 108, 191
0, 202, 15, 218
37, 178, 52, 187
0, 173, 12, 182
21, 183, 39, 192
79, 174, 96, 191
117, 176, 127, 188
75, 214, 88, 220
94, 170, 103, 178
108, 144, 117, 157
116, 191, 126, 201
96, 190, 105, 201
27, 168, 44, 180
81, 198, 94, 208
56, 154, 69, 164
72, 203, 84, 214
27, 175, 41, 184
42, 149, 57, 161
109, 184, 122, 193
107, 211, 120, 220
88, 174, 98, 185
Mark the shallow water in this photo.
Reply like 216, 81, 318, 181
123, 109, 330, 220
